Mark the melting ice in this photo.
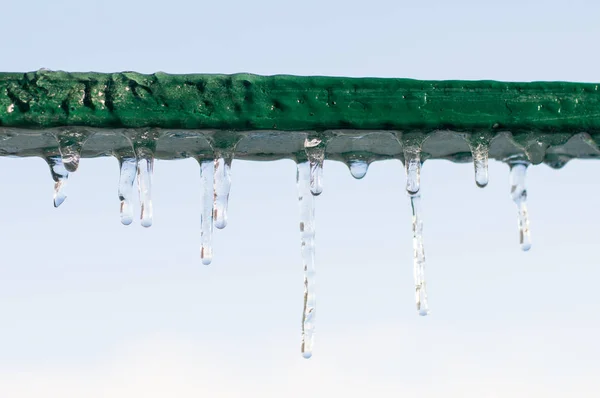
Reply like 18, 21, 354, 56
136, 147, 154, 228
472, 143, 489, 188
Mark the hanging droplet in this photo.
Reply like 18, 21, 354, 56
509, 161, 532, 251
349, 160, 369, 179
404, 147, 421, 195
136, 147, 154, 228
410, 192, 429, 316
56, 129, 91, 173
117, 156, 137, 226
200, 159, 215, 265
297, 161, 316, 359
45, 155, 69, 208
304, 137, 325, 196
213, 153, 234, 229
472, 143, 489, 188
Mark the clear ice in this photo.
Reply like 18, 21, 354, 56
117, 156, 137, 226
136, 148, 154, 228
213, 152, 234, 229
56, 130, 91, 173
297, 161, 316, 358
46, 155, 69, 208
404, 149, 429, 316
304, 138, 325, 196
509, 161, 532, 251
349, 160, 369, 179
404, 147, 421, 195
410, 192, 429, 316
199, 159, 215, 265
472, 143, 489, 188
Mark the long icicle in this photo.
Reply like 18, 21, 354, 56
404, 147, 429, 316
509, 161, 532, 251
136, 147, 154, 228
297, 161, 316, 358
213, 151, 234, 229
45, 155, 69, 208
117, 156, 137, 226
200, 159, 215, 265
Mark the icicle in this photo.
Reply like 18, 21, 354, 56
410, 192, 429, 316
472, 143, 489, 188
403, 147, 429, 315
213, 151, 234, 229
509, 161, 532, 251
117, 156, 137, 226
304, 138, 325, 196
199, 159, 214, 265
45, 155, 69, 208
404, 147, 421, 195
349, 160, 369, 179
136, 147, 154, 228
297, 161, 316, 359
56, 129, 91, 173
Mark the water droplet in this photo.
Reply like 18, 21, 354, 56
213, 152, 234, 229
509, 161, 532, 251
136, 148, 154, 228
409, 192, 429, 316
349, 160, 369, 179
404, 147, 421, 195
199, 159, 214, 265
117, 156, 137, 226
56, 130, 92, 173
472, 143, 489, 188
45, 155, 69, 208
297, 161, 316, 358
304, 137, 324, 196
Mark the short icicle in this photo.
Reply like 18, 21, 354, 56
349, 159, 369, 179
56, 129, 92, 173
404, 146, 421, 195
117, 156, 137, 226
472, 143, 489, 188
304, 137, 325, 196
404, 147, 429, 316
199, 159, 215, 265
45, 155, 69, 208
297, 161, 316, 358
136, 147, 154, 228
509, 161, 532, 251
213, 151, 234, 229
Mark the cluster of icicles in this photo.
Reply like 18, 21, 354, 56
44, 133, 531, 360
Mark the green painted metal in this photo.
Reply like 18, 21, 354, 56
1, 71, 599, 133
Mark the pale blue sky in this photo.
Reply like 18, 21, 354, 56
1, 0, 599, 396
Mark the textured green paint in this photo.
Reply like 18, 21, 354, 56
1, 71, 599, 133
